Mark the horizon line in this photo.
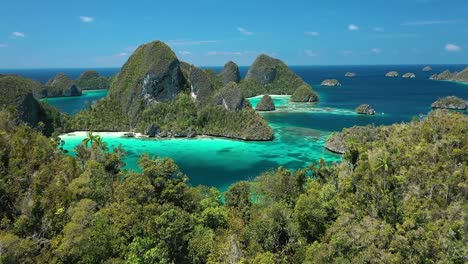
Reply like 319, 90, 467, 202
2, 63, 468, 71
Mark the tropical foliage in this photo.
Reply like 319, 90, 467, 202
0, 109, 466, 263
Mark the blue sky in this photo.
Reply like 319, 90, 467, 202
1, 0, 467, 68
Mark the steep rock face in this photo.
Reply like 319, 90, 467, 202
255, 95, 275, 111
355, 104, 376, 115
109, 41, 188, 124
220, 61, 241, 85
75, 70, 111, 90
0, 75, 61, 135
180, 62, 214, 103
63, 84, 82, 96
241, 54, 312, 97
385, 71, 399, 77
431, 96, 467, 110
215, 82, 244, 111
422, 66, 432, 72
290, 85, 319, 102
321, 79, 341, 86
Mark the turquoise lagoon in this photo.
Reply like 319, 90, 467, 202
41, 89, 109, 115
20, 65, 467, 190
61, 96, 343, 191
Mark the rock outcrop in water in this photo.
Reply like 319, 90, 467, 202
385, 71, 399, 77
431, 96, 467, 110
73, 40, 274, 141
240, 54, 318, 99
429, 68, 468, 82
355, 104, 376, 115
220, 61, 241, 85
290, 85, 319, 102
42, 73, 82, 98
422, 66, 432, 72
321, 79, 341, 86
345, 72, 356, 77
255, 95, 275, 111
402, 73, 416, 78
0, 75, 66, 135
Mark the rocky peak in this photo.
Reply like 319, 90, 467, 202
220, 61, 241, 85
216, 82, 244, 111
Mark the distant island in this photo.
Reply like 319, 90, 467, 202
71, 40, 321, 141
430, 67, 468, 83
385, 71, 399, 77
422, 66, 432, 72
38, 71, 112, 98
402, 73, 416, 78
355, 104, 375, 115
321, 79, 341, 87
431, 96, 467, 110
345, 72, 356, 77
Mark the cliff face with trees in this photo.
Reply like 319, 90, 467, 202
0, 75, 70, 135
0, 109, 466, 263
73, 40, 274, 141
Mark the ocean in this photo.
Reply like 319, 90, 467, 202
2, 65, 467, 190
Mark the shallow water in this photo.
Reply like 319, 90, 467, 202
61, 96, 342, 191
41, 90, 108, 115
5, 65, 467, 190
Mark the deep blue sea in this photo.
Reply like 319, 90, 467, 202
2, 65, 467, 190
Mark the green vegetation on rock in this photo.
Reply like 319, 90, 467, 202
75, 70, 111, 90
0, 74, 69, 135
73, 40, 273, 141
0, 109, 466, 263
239, 54, 313, 98
355, 104, 376, 115
290, 84, 319, 102
255, 95, 275, 111
431, 96, 467, 110
429, 68, 468, 82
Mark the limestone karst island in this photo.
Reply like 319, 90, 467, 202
0, 1, 467, 263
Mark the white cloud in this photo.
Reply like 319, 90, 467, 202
237, 27, 254, 36
80, 16, 95, 23
401, 19, 460, 26
373, 27, 384, 32
305, 50, 318, 57
11, 32, 26, 39
178, 50, 192, 55
305, 31, 319, 36
0, 43, 7, 48
445, 43, 461, 52
115, 52, 130, 57
167, 40, 219, 46
371, 48, 382, 54
348, 24, 359, 31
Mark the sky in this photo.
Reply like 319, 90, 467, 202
0, 0, 467, 68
